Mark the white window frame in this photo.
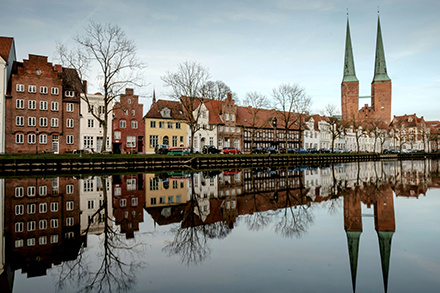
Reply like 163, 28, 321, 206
67, 118, 74, 128
28, 116, 36, 127
51, 87, 59, 95
66, 103, 74, 112
16, 84, 24, 92
66, 135, 74, 144
40, 86, 48, 94
51, 118, 59, 127
15, 222, 24, 232
16, 116, 24, 126
28, 85, 36, 93
40, 117, 48, 127
15, 204, 24, 215
39, 185, 47, 196
65, 90, 74, 97
66, 184, 74, 194
15, 133, 24, 144
28, 134, 36, 144
27, 204, 36, 214
66, 217, 74, 226
114, 131, 121, 139
15, 187, 24, 197
16, 99, 24, 109
127, 136, 136, 148
39, 202, 47, 213
119, 120, 126, 128
39, 134, 47, 144
51, 202, 58, 212
28, 100, 36, 109
40, 101, 48, 110
51, 101, 59, 111
66, 201, 74, 211
88, 119, 94, 128
131, 120, 138, 129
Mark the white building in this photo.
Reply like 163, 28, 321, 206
188, 102, 218, 152
79, 93, 112, 152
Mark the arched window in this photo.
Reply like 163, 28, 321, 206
163, 136, 169, 145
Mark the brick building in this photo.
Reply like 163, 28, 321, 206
112, 88, 145, 154
5, 54, 80, 154
341, 16, 392, 124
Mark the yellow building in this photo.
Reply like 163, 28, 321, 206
144, 173, 189, 208
143, 99, 187, 153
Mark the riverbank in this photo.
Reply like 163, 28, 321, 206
1, 152, 438, 177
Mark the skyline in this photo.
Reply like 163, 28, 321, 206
2, 0, 440, 120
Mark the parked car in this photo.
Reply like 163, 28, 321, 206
251, 147, 263, 154
73, 148, 95, 154
319, 148, 330, 153
262, 147, 277, 154
280, 148, 294, 154
167, 146, 190, 155
202, 145, 221, 154
223, 147, 241, 154
155, 144, 169, 154
294, 148, 308, 154
307, 148, 318, 153
332, 148, 344, 153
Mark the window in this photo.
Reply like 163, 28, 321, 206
66, 184, 74, 194
39, 186, 47, 195
27, 186, 35, 196
114, 187, 121, 196
159, 121, 165, 128
27, 238, 36, 246
15, 187, 24, 197
132, 110, 135, 116
67, 119, 74, 128
84, 136, 93, 148
119, 120, 126, 128
28, 221, 36, 231
40, 117, 48, 127
66, 135, 74, 144
150, 198, 157, 205
131, 120, 138, 129
51, 235, 59, 243
51, 87, 59, 95
99, 105, 105, 114
127, 178, 136, 191
132, 198, 138, 206
15, 239, 24, 248
51, 102, 59, 111
160, 197, 165, 204
40, 101, 48, 110
83, 179, 93, 192
65, 90, 74, 97
66, 201, 74, 210
16, 84, 24, 92
51, 118, 59, 127
150, 121, 156, 128
87, 105, 94, 113
28, 100, 37, 110
66, 217, 74, 226
28, 134, 36, 144
87, 200, 94, 209
16, 116, 24, 126
40, 86, 48, 94
15, 134, 24, 144
28, 117, 36, 126
149, 135, 158, 148
39, 220, 47, 230
27, 204, 36, 214
225, 113, 229, 121
39, 202, 47, 213
127, 136, 136, 148
172, 136, 178, 147
51, 202, 58, 212
168, 196, 174, 203
176, 122, 181, 129
114, 131, 121, 139
15, 204, 24, 215
120, 199, 127, 207
16, 99, 24, 109
230, 114, 235, 121
166, 122, 173, 129
88, 119, 94, 128
39, 236, 48, 245
180, 136, 184, 143
28, 85, 36, 93
124, 110, 128, 116
15, 222, 24, 232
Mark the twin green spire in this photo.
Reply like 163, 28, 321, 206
343, 15, 390, 83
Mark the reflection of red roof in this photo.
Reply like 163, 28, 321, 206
223, 170, 240, 175
144, 99, 185, 120
0, 37, 14, 61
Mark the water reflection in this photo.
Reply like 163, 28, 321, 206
0, 159, 439, 292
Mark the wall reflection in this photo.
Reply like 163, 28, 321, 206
0, 159, 438, 292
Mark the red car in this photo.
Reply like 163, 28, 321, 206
222, 147, 241, 154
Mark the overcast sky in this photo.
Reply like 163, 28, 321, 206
3, 0, 440, 120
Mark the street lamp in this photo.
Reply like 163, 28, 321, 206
36, 128, 39, 154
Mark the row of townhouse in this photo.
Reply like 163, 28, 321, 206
143, 94, 303, 154
1, 37, 145, 154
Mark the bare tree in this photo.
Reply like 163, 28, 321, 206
272, 83, 312, 150
242, 92, 269, 151
343, 113, 366, 153
161, 61, 211, 153
57, 22, 144, 153
321, 104, 344, 152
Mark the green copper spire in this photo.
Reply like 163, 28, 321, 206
373, 16, 390, 81
343, 18, 358, 82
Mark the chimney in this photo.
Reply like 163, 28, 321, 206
54, 64, 62, 72
82, 80, 87, 94
126, 88, 134, 95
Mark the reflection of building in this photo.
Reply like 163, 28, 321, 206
79, 176, 113, 235
3, 177, 82, 278
112, 174, 145, 239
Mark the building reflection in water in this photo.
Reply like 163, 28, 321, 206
0, 159, 438, 292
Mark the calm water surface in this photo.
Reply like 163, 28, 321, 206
1, 160, 440, 293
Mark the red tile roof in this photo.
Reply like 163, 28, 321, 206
0, 37, 14, 61
144, 99, 186, 120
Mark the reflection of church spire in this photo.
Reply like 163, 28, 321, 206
377, 231, 394, 293
346, 231, 361, 292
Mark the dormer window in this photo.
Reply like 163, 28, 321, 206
408, 118, 413, 122
160, 108, 171, 118
65, 91, 74, 97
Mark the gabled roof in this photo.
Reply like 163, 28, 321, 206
390, 114, 425, 128
0, 37, 14, 61
144, 99, 185, 120
203, 99, 224, 124
236, 106, 277, 128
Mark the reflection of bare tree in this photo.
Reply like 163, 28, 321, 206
163, 173, 231, 266
274, 171, 314, 238
55, 176, 144, 293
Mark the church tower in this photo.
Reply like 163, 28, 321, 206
371, 16, 392, 123
341, 18, 359, 121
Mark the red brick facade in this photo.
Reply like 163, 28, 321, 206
112, 88, 145, 154
5, 55, 80, 154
